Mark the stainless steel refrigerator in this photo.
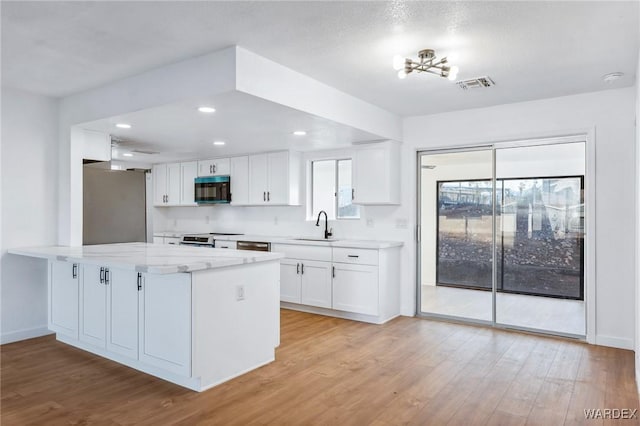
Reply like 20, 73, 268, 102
83, 163, 150, 245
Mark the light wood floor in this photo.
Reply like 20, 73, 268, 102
2, 310, 638, 425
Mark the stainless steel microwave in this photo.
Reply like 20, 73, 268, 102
194, 176, 231, 204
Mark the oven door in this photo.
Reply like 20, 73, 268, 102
194, 176, 231, 204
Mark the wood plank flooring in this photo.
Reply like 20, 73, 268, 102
2, 310, 638, 425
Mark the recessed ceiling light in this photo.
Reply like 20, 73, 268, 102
198, 106, 216, 113
603, 72, 624, 83
123, 153, 133, 157
293, 131, 307, 136
115, 123, 131, 129
213, 141, 225, 146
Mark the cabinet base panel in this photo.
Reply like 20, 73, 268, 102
57, 334, 275, 392
280, 303, 399, 325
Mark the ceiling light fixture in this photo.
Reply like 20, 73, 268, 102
394, 49, 459, 81
198, 106, 216, 113
115, 123, 131, 129
212, 141, 225, 146
123, 153, 133, 157
293, 131, 307, 136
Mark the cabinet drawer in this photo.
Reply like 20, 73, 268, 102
215, 241, 237, 249
332, 247, 378, 265
272, 244, 332, 262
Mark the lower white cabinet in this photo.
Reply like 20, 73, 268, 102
332, 263, 379, 316
139, 273, 191, 376
215, 241, 237, 249
274, 244, 401, 324
80, 265, 139, 359
300, 260, 332, 309
49, 261, 79, 339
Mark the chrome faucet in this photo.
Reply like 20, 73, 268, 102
315, 210, 333, 239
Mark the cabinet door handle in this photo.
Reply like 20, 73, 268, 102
99, 267, 105, 284
267, 191, 270, 202
347, 255, 359, 258
301, 263, 304, 275
213, 164, 216, 174
352, 188, 355, 200
296, 263, 300, 274
210, 164, 213, 174
137, 273, 142, 291
332, 266, 335, 278
104, 268, 110, 285
72, 263, 78, 279
263, 191, 266, 201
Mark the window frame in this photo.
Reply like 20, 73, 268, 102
309, 157, 360, 221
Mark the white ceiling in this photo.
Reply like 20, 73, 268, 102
81, 91, 382, 163
2, 1, 638, 117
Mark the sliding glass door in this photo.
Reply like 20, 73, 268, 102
418, 140, 586, 337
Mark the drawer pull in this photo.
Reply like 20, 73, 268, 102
347, 255, 359, 258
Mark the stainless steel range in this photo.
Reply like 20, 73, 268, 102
179, 233, 243, 248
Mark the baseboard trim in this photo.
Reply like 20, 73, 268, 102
595, 334, 634, 350
1, 326, 53, 345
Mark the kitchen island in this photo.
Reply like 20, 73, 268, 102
9, 243, 284, 392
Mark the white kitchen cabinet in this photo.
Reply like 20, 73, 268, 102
230, 156, 249, 205
106, 269, 139, 359
215, 241, 237, 249
352, 140, 400, 205
49, 261, 79, 338
280, 259, 301, 303
153, 163, 181, 206
80, 264, 107, 347
300, 260, 332, 309
198, 158, 230, 177
79, 265, 139, 360
180, 161, 198, 206
332, 263, 379, 316
248, 151, 300, 206
139, 273, 191, 376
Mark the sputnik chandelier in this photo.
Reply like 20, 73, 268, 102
393, 49, 459, 81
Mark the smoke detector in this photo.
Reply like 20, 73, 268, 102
457, 76, 495, 90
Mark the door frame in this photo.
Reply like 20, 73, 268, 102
415, 134, 594, 342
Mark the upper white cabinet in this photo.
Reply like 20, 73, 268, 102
154, 162, 197, 207
352, 140, 400, 205
198, 158, 230, 177
180, 162, 198, 206
248, 151, 300, 205
230, 156, 250, 206
49, 261, 79, 339
153, 163, 181, 206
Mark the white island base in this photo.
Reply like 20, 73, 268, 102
56, 262, 280, 392
11, 243, 283, 393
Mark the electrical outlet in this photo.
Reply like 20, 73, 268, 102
274, 216, 279, 225
396, 219, 408, 229
236, 284, 245, 301
366, 218, 375, 228
173, 219, 177, 228
205, 215, 210, 224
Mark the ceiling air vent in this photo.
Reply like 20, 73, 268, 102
457, 76, 495, 90
131, 149, 160, 155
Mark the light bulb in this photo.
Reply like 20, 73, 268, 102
397, 69, 407, 79
447, 66, 459, 81
392, 55, 405, 71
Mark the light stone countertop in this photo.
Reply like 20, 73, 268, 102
213, 234, 404, 249
9, 243, 284, 274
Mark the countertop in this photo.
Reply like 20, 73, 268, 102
214, 234, 404, 249
9, 243, 284, 274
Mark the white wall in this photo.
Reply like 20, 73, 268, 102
406, 87, 636, 350
1, 87, 59, 343
635, 47, 640, 385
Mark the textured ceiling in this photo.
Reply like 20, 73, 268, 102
2, 1, 638, 116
